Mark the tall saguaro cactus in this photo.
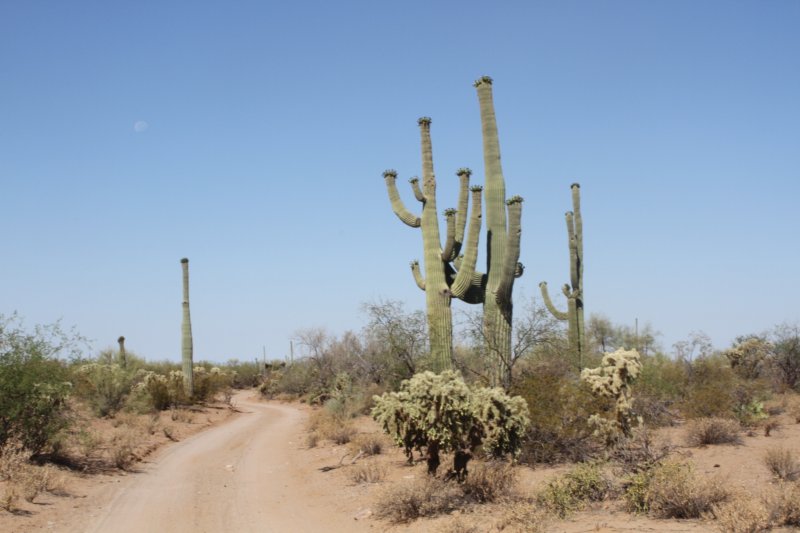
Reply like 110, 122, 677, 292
180, 258, 194, 396
383, 77, 524, 386
474, 76, 525, 389
117, 336, 126, 368
540, 183, 585, 369
384, 117, 484, 372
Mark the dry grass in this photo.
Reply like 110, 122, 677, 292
611, 427, 673, 474
494, 499, 550, 532
461, 461, 517, 504
375, 477, 464, 523
685, 417, 743, 447
349, 461, 387, 484
712, 493, 771, 533
766, 481, 800, 527
437, 517, 482, 533
350, 433, 384, 456
0, 447, 66, 511
763, 447, 800, 481
109, 430, 138, 470
625, 460, 730, 518
307, 409, 356, 445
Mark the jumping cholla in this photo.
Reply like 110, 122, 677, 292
581, 348, 642, 444
540, 183, 585, 369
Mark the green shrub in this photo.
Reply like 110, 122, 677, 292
74, 362, 137, 417
130, 370, 187, 411
192, 365, 231, 402
0, 315, 77, 454
537, 462, 612, 517
513, 358, 603, 464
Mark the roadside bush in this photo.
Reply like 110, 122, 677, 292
74, 362, 137, 417
192, 365, 231, 402
375, 477, 464, 523
130, 370, 187, 411
223, 359, 263, 389
0, 315, 77, 454
349, 461, 387, 484
684, 417, 743, 447
350, 433, 384, 456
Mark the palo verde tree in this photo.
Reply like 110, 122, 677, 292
540, 183, 585, 369
383, 76, 524, 383
180, 258, 194, 397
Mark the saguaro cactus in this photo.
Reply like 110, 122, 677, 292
474, 76, 524, 389
180, 258, 194, 396
383, 117, 484, 372
540, 183, 585, 369
383, 77, 524, 384
117, 336, 126, 368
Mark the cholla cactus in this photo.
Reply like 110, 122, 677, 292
372, 370, 529, 478
581, 348, 642, 443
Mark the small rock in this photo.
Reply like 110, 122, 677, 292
354, 508, 372, 520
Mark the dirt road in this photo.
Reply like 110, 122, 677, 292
77, 392, 372, 533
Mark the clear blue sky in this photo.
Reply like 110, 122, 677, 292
2, 1, 798, 362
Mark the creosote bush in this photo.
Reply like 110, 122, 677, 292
684, 417, 743, 447
372, 370, 529, 477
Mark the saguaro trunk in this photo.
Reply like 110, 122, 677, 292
180, 258, 194, 397
117, 336, 126, 368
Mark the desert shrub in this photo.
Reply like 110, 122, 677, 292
192, 365, 231, 402
460, 461, 517, 503
375, 476, 464, 523
109, 430, 137, 470
260, 360, 315, 398
610, 427, 672, 475
684, 417, 742, 447
307, 406, 356, 444
537, 462, 612, 518
495, 500, 550, 533
712, 494, 771, 533
767, 324, 800, 391
74, 362, 137, 417
350, 433, 384, 456
767, 482, 800, 526
130, 370, 187, 411
223, 359, 263, 389
624, 460, 730, 518
349, 461, 387, 484
724, 337, 771, 380
372, 371, 529, 477
763, 447, 800, 481
581, 349, 643, 444
0, 315, 77, 454
633, 353, 686, 427
438, 518, 482, 533
514, 358, 603, 464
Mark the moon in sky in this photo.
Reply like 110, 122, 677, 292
133, 120, 149, 133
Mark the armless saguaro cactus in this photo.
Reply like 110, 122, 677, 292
540, 183, 585, 369
117, 336, 126, 368
180, 258, 194, 396
474, 76, 525, 389
384, 118, 484, 372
